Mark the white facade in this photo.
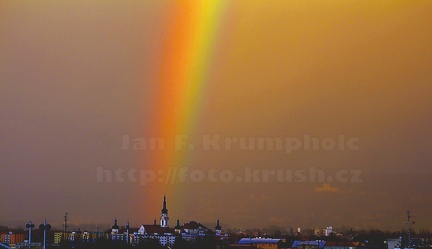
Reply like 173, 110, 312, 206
325, 226, 333, 236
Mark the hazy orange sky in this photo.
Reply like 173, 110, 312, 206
1, 1, 432, 231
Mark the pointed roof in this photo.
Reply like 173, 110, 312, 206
175, 219, 181, 229
112, 219, 119, 230
161, 195, 168, 214
215, 219, 221, 230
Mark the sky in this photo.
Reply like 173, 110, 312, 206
1, 1, 432, 232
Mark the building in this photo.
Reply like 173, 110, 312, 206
215, 219, 222, 236
238, 238, 283, 249
53, 230, 93, 244
133, 196, 176, 246
93, 228, 108, 240
136, 224, 176, 246
325, 226, 333, 236
81, 231, 91, 242
111, 219, 124, 241
180, 220, 215, 241
175, 219, 182, 235
109, 219, 140, 243
0, 232, 25, 245
314, 226, 333, 237
54, 232, 63, 244
292, 240, 326, 249
160, 195, 169, 228
132, 196, 225, 246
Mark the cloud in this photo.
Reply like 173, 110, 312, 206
314, 183, 339, 193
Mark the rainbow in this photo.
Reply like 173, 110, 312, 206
142, 1, 228, 215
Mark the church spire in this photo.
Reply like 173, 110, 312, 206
161, 195, 168, 214
160, 196, 169, 227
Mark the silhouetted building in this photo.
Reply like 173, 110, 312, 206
131, 196, 225, 246
133, 196, 176, 246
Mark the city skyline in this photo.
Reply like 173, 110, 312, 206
0, 194, 425, 233
1, 1, 432, 232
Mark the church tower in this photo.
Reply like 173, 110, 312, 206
175, 219, 181, 235
160, 195, 169, 227
111, 219, 119, 234
215, 219, 222, 236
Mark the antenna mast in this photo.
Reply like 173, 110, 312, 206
405, 210, 415, 249
63, 212, 69, 243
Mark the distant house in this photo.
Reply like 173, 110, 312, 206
180, 220, 215, 241
386, 238, 401, 249
238, 238, 283, 249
